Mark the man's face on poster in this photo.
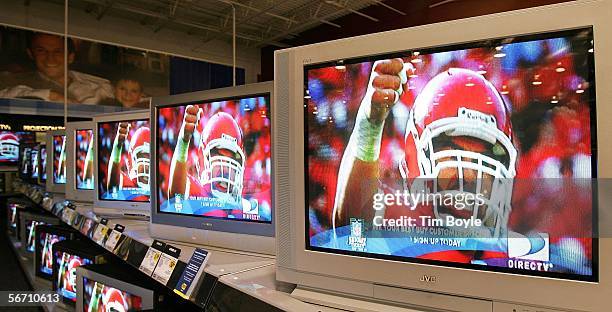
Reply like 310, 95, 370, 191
27, 34, 74, 82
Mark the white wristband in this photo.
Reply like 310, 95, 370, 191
349, 107, 384, 162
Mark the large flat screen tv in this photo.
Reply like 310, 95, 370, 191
150, 82, 275, 255
94, 111, 150, 218
65, 121, 95, 203
274, 1, 612, 311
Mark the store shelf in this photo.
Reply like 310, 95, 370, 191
11, 182, 327, 311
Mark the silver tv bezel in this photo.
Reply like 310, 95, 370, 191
274, 1, 612, 311
45, 130, 66, 194
93, 110, 151, 218
149, 82, 275, 255
65, 121, 96, 203
76, 266, 155, 311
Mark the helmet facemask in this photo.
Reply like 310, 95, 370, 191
401, 107, 517, 237
198, 135, 245, 205
1, 140, 18, 158
129, 143, 150, 189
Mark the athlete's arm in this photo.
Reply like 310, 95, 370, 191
333, 58, 412, 229
168, 105, 201, 199
83, 135, 94, 183
107, 122, 130, 190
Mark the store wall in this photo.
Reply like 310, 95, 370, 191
0, 0, 260, 83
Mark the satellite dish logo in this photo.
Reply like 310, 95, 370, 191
507, 232, 553, 271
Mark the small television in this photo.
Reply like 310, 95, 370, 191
7, 202, 26, 238
35, 224, 76, 280
0, 131, 35, 166
150, 82, 275, 254
94, 110, 151, 218
46, 130, 67, 194
66, 121, 95, 203
274, 1, 611, 311
38, 143, 47, 185
19, 211, 59, 253
52, 240, 108, 305
76, 264, 156, 311
18, 143, 37, 183
30, 145, 40, 181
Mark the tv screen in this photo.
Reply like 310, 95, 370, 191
26, 220, 45, 252
40, 146, 47, 182
0, 131, 35, 164
56, 252, 93, 302
156, 95, 272, 223
305, 29, 595, 281
39, 232, 68, 276
30, 147, 39, 179
20, 147, 32, 175
76, 129, 94, 190
98, 119, 151, 202
53, 135, 67, 184
9, 205, 18, 229
83, 277, 143, 311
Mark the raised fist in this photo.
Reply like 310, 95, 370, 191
363, 58, 414, 124
116, 122, 131, 145
181, 105, 202, 143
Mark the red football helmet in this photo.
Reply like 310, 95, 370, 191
128, 127, 150, 189
103, 288, 129, 312
65, 257, 83, 293
197, 112, 245, 204
0, 132, 19, 159
400, 68, 517, 236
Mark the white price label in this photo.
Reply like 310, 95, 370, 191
151, 253, 178, 285
104, 230, 122, 252
139, 247, 162, 276
92, 224, 109, 245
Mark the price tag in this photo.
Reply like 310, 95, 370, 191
92, 223, 110, 245
139, 240, 166, 276
80, 219, 96, 238
174, 248, 210, 299
151, 245, 181, 285
61, 208, 75, 224
104, 225, 125, 252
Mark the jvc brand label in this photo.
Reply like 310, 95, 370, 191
419, 275, 436, 283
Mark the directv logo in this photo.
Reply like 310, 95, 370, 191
507, 232, 553, 271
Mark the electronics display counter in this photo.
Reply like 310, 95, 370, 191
9, 183, 331, 311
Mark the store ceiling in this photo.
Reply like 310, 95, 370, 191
43, 0, 406, 48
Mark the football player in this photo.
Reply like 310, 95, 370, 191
167, 106, 258, 218
333, 58, 517, 239
82, 133, 95, 188
107, 123, 150, 196
0, 132, 19, 160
